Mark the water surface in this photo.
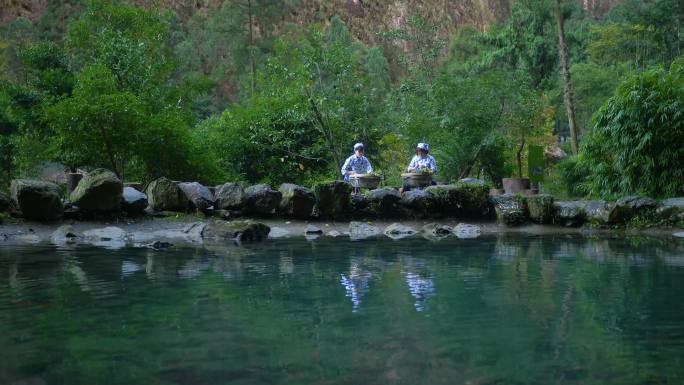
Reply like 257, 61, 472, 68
1, 235, 684, 385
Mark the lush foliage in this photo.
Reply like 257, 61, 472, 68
576, 61, 684, 198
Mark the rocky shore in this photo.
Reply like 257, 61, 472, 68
2, 168, 683, 248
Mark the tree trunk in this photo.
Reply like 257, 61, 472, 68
556, 0, 579, 155
247, 0, 257, 95
516, 130, 525, 179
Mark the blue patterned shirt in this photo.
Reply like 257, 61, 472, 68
408, 155, 437, 173
341, 154, 373, 181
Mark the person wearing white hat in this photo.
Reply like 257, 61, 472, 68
401, 143, 437, 192
341, 143, 373, 181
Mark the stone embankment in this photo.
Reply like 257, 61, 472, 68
2, 169, 684, 234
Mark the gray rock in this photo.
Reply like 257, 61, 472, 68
401, 190, 435, 218
657, 198, 684, 223
349, 221, 382, 240
673, 232, 684, 238
269, 227, 290, 238
70, 169, 122, 212
10, 179, 63, 221
459, 177, 485, 185
305, 224, 323, 234
144, 240, 173, 250
146, 177, 189, 212
178, 182, 214, 212
614, 196, 657, 222
493, 194, 527, 226
313, 181, 351, 219
422, 223, 454, 239
526, 194, 554, 224
243, 184, 282, 216
585, 200, 617, 225
202, 220, 270, 242
454, 223, 481, 239
327, 230, 342, 237
553, 201, 585, 227
366, 188, 402, 218
50, 225, 83, 245
279, 183, 315, 219
425, 183, 491, 217
214, 183, 245, 210
383, 223, 417, 240
121, 187, 148, 215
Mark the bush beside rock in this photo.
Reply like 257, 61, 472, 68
313, 181, 351, 219
10, 179, 63, 221
69, 169, 122, 212
243, 184, 281, 216
146, 177, 189, 212
279, 183, 315, 219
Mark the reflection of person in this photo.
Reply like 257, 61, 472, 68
341, 143, 373, 181
340, 258, 372, 312
401, 143, 436, 192
403, 257, 436, 312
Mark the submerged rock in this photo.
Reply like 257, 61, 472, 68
526, 194, 555, 224
313, 181, 351, 219
553, 201, 585, 227
349, 221, 382, 240
11, 179, 63, 221
401, 190, 435, 218
121, 187, 148, 215
422, 223, 454, 240
178, 182, 214, 212
214, 182, 245, 210
305, 224, 323, 234
585, 200, 617, 225
202, 220, 270, 242
70, 169, 122, 212
366, 188, 402, 218
83, 226, 127, 249
493, 194, 527, 226
269, 226, 290, 238
657, 198, 684, 223
279, 183, 315, 219
146, 177, 189, 212
454, 223, 481, 239
383, 223, 417, 240
51, 225, 83, 245
243, 184, 282, 216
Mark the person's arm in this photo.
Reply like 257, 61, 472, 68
429, 156, 437, 173
341, 156, 351, 177
407, 156, 417, 172
365, 157, 373, 174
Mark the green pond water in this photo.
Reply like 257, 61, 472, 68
1, 234, 684, 385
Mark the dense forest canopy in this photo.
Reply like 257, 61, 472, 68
1, 0, 682, 198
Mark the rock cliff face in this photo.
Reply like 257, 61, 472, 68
2, 0, 620, 35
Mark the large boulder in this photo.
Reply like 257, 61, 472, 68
553, 201, 585, 227
493, 193, 528, 226
243, 184, 281, 215
383, 223, 417, 240
349, 221, 382, 240
585, 200, 617, 226
69, 169, 122, 212
366, 188, 402, 218
121, 187, 148, 215
657, 198, 684, 223
202, 220, 270, 242
178, 182, 214, 212
214, 182, 245, 210
313, 181, 351, 219
401, 190, 435, 218
279, 183, 315, 218
613, 196, 657, 222
424, 185, 461, 216
10, 179, 63, 221
146, 177, 189, 212
526, 194, 555, 224
425, 182, 491, 217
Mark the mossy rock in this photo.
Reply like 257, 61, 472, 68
424, 182, 492, 217
70, 168, 122, 212
146, 177, 189, 212
365, 187, 402, 218
243, 184, 281, 216
493, 193, 528, 226
657, 198, 684, 224
585, 200, 618, 226
553, 201, 586, 227
401, 190, 435, 218
10, 179, 63, 221
526, 194, 555, 224
312, 180, 351, 219
279, 183, 315, 219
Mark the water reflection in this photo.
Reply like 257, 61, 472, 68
401, 255, 436, 312
340, 257, 372, 312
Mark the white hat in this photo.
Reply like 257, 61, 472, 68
416, 143, 429, 151
354, 143, 364, 150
